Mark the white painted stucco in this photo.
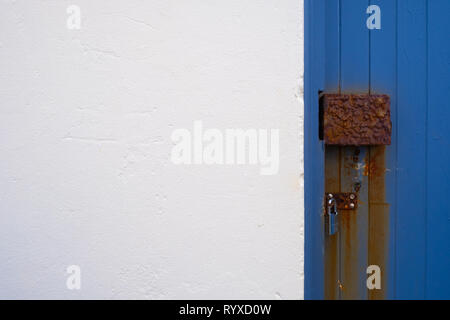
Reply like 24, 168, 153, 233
0, 0, 304, 299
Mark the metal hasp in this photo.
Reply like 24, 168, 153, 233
321, 94, 392, 145
325, 192, 357, 236
325, 192, 358, 210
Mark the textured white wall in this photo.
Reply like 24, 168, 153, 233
0, 0, 304, 299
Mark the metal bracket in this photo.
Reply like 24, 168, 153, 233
325, 192, 358, 210
321, 93, 392, 145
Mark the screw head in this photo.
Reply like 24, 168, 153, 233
349, 193, 356, 200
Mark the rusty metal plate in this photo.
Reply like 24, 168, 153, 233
322, 94, 391, 145
325, 192, 358, 210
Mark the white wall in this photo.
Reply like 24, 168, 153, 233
0, 0, 304, 299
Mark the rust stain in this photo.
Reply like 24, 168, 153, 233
322, 94, 391, 145
368, 146, 389, 300
325, 145, 390, 300
340, 205, 359, 299
325, 146, 365, 300
340, 147, 366, 300
325, 229, 339, 300
324, 146, 340, 300
338, 280, 344, 291
325, 144, 390, 300
364, 151, 387, 177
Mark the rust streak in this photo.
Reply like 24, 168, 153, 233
341, 206, 358, 299
324, 146, 340, 300
368, 146, 389, 300
338, 146, 365, 300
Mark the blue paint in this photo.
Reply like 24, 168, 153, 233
426, 0, 450, 299
305, 0, 450, 299
395, 0, 427, 299
341, 0, 370, 93
304, 0, 325, 300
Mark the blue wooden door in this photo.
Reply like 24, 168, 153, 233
305, 0, 450, 299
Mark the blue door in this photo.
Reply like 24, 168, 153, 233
305, 0, 450, 299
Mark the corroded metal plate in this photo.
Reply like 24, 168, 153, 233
325, 192, 358, 210
322, 94, 391, 145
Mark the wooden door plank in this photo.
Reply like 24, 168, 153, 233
368, 0, 398, 300
426, 0, 450, 299
339, 0, 370, 300
304, 0, 327, 299
324, 146, 340, 299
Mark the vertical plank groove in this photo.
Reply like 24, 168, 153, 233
323, 0, 341, 300
336, 0, 370, 299
369, 0, 397, 300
